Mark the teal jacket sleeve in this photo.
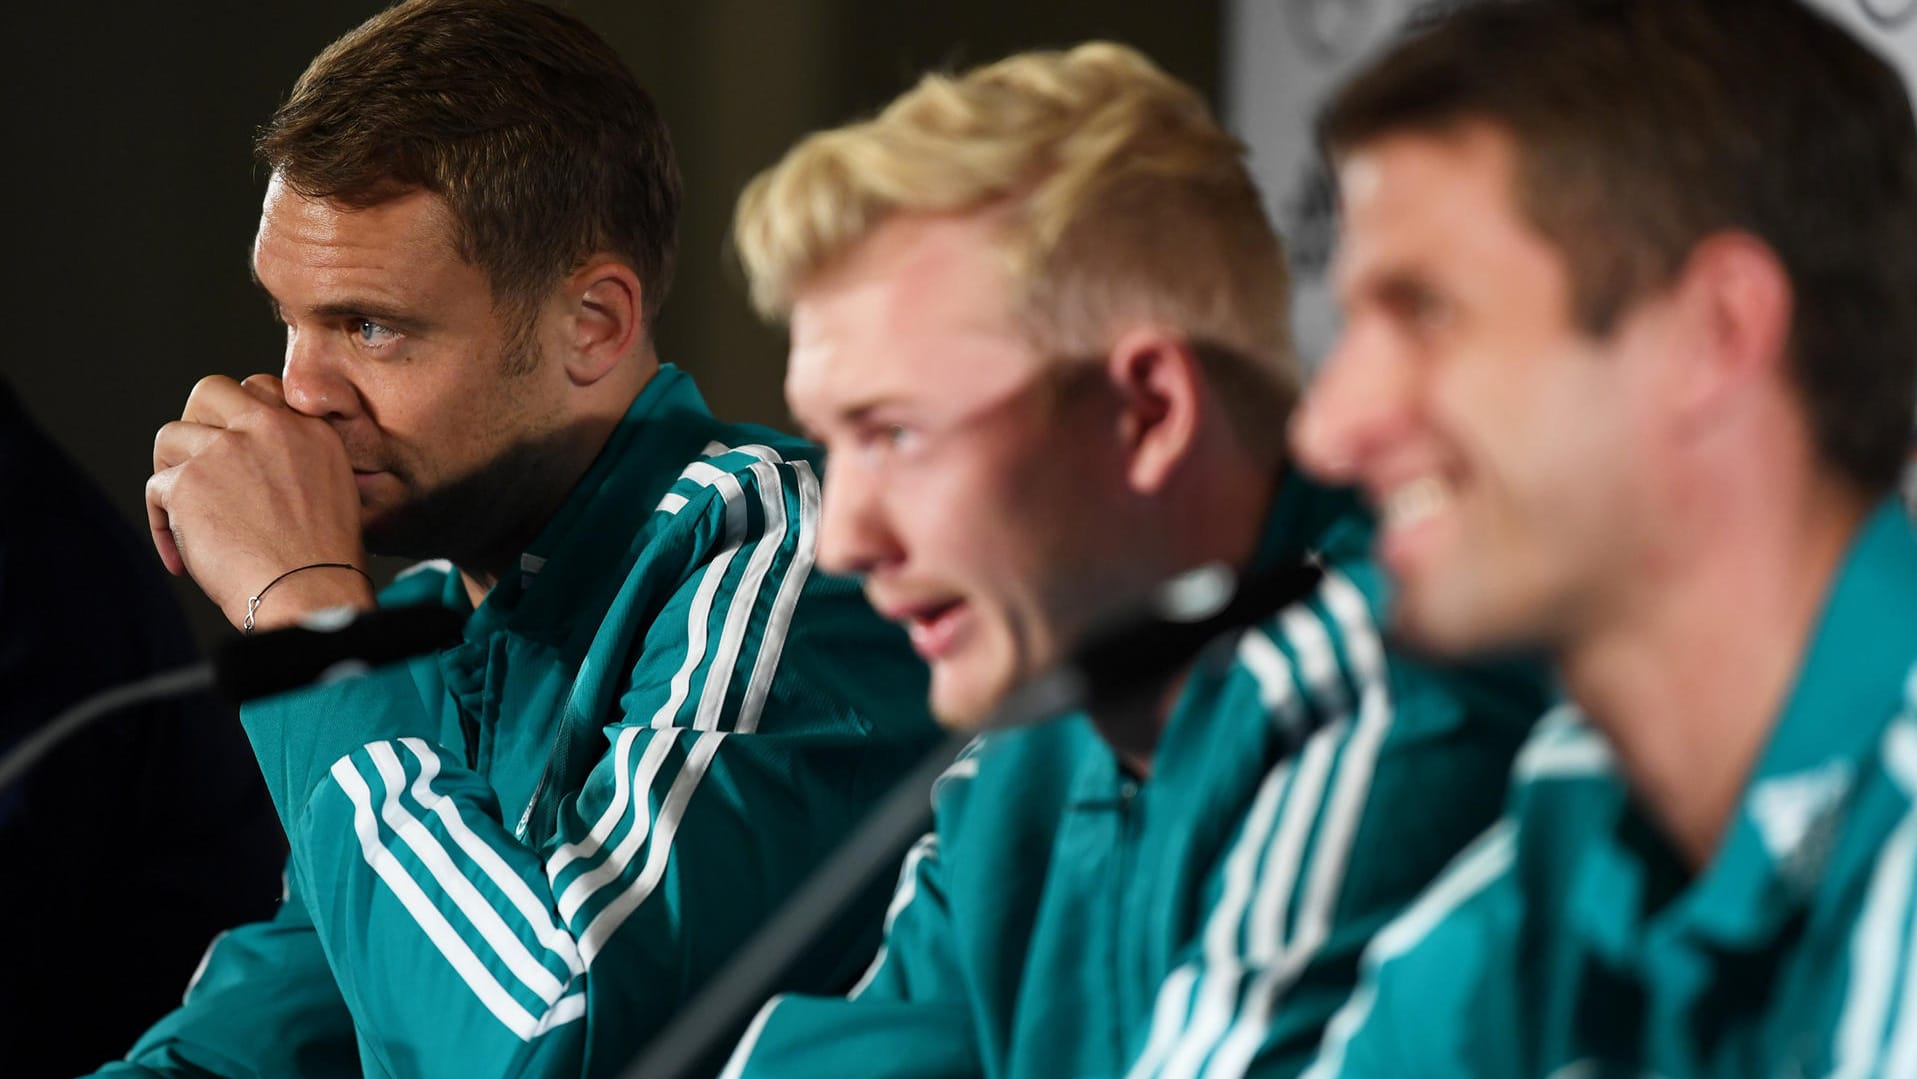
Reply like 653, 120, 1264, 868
234, 457, 934, 1078
1299, 822, 1519, 1079
1122, 569, 1543, 1079
719, 746, 987, 1079
94, 867, 359, 1077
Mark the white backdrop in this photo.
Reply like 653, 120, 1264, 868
1225, 0, 1917, 368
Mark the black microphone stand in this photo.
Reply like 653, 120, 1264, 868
0, 664, 217, 793
0, 603, 466, 798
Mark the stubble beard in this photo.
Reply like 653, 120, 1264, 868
360, 333, 572, 579
360, 435, 566, 575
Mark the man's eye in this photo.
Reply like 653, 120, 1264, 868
1377, 282, 1454, 337
352, 319, 398, 346
877, 424, 927, 458
850, 423, 918, 465
1404, 291, 1453, 333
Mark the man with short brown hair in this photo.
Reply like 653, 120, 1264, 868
1291, 1, 1917, 1074
107, 1, 937, 1074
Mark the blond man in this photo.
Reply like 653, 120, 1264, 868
720, 43, 1550, 1078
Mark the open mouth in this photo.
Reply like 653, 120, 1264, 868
902, 599, 968, 660
1376, 475, 1453, 570
1381, 476, 1447, 528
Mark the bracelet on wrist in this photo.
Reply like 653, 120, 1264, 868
243, 561, 374, 634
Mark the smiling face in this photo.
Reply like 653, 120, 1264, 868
1292, 125, 1677, 655
786, 212, 1139, 727
252, 175, 577, 570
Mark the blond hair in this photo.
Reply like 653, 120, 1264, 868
733, 42, 1297, 449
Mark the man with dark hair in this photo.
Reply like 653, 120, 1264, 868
1290, 0, 1917, 1074
111, 0, 936, 1074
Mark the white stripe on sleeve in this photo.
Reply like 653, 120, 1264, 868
1131, 586, 1353, 1079
696, 458, 789, 732
547, 463, 752, 878
1243, 733, 1339, 968
578, 731, 728, 964
849, 832, 941, 1000
1300, 821, 1517, 1079
1280, 603, 1346, 716
1119, 758, 1303, 1079
397, 739, 584, 976
554, 730, 683, 923
1200, 573, 1393, 1079
363, 743, 570, 1005
1834, 709, 1917, 1078
331, 756, 547, 1040
547, 726, 645, 881
737, 461, 821, 734
1236, 628, 1306, 738
1139, 572, 1394, 1079
719, 995, 788, 1079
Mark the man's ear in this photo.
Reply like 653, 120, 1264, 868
557, 256, 644, 386
1668, 231, 1793, 422
1106, 327, 1205, 495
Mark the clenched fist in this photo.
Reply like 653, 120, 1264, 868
148, 373, 375, 632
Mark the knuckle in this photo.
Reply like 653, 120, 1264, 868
253, 406, 298, 440
241, 372, 286, 399
187, 373, 231, 403
153, 421, 193, 468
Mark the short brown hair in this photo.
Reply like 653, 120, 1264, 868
259, 0, 681, 332
734, 43, 1297, 461
1322, 0, 1917, 495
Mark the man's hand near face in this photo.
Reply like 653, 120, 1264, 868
147, 372, 374, 633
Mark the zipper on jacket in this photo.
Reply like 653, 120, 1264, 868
459, 710, 482, 770
515, 709, 576, 842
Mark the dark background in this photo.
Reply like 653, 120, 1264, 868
0, 1, 1222, 653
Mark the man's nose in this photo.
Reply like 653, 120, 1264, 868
816, 464, 905, 580
281, 329, 362, 422
1289, 319, 1415, 485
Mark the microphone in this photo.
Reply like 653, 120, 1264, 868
0, 604, 466, 796
992, 557, 1325, 727
211, 602, 467, 704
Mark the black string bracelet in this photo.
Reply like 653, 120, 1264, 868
243, 561, 374, 634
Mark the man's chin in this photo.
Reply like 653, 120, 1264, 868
930, 663, 1074, 732
1389, 592, 1539, 660
927, 671, 1011, 732
929, 694, 993, 732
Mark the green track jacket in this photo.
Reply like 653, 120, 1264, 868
720, 473, 1553, 1079
1306, 499, 1917, 1078
101, 366, 939, 1078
